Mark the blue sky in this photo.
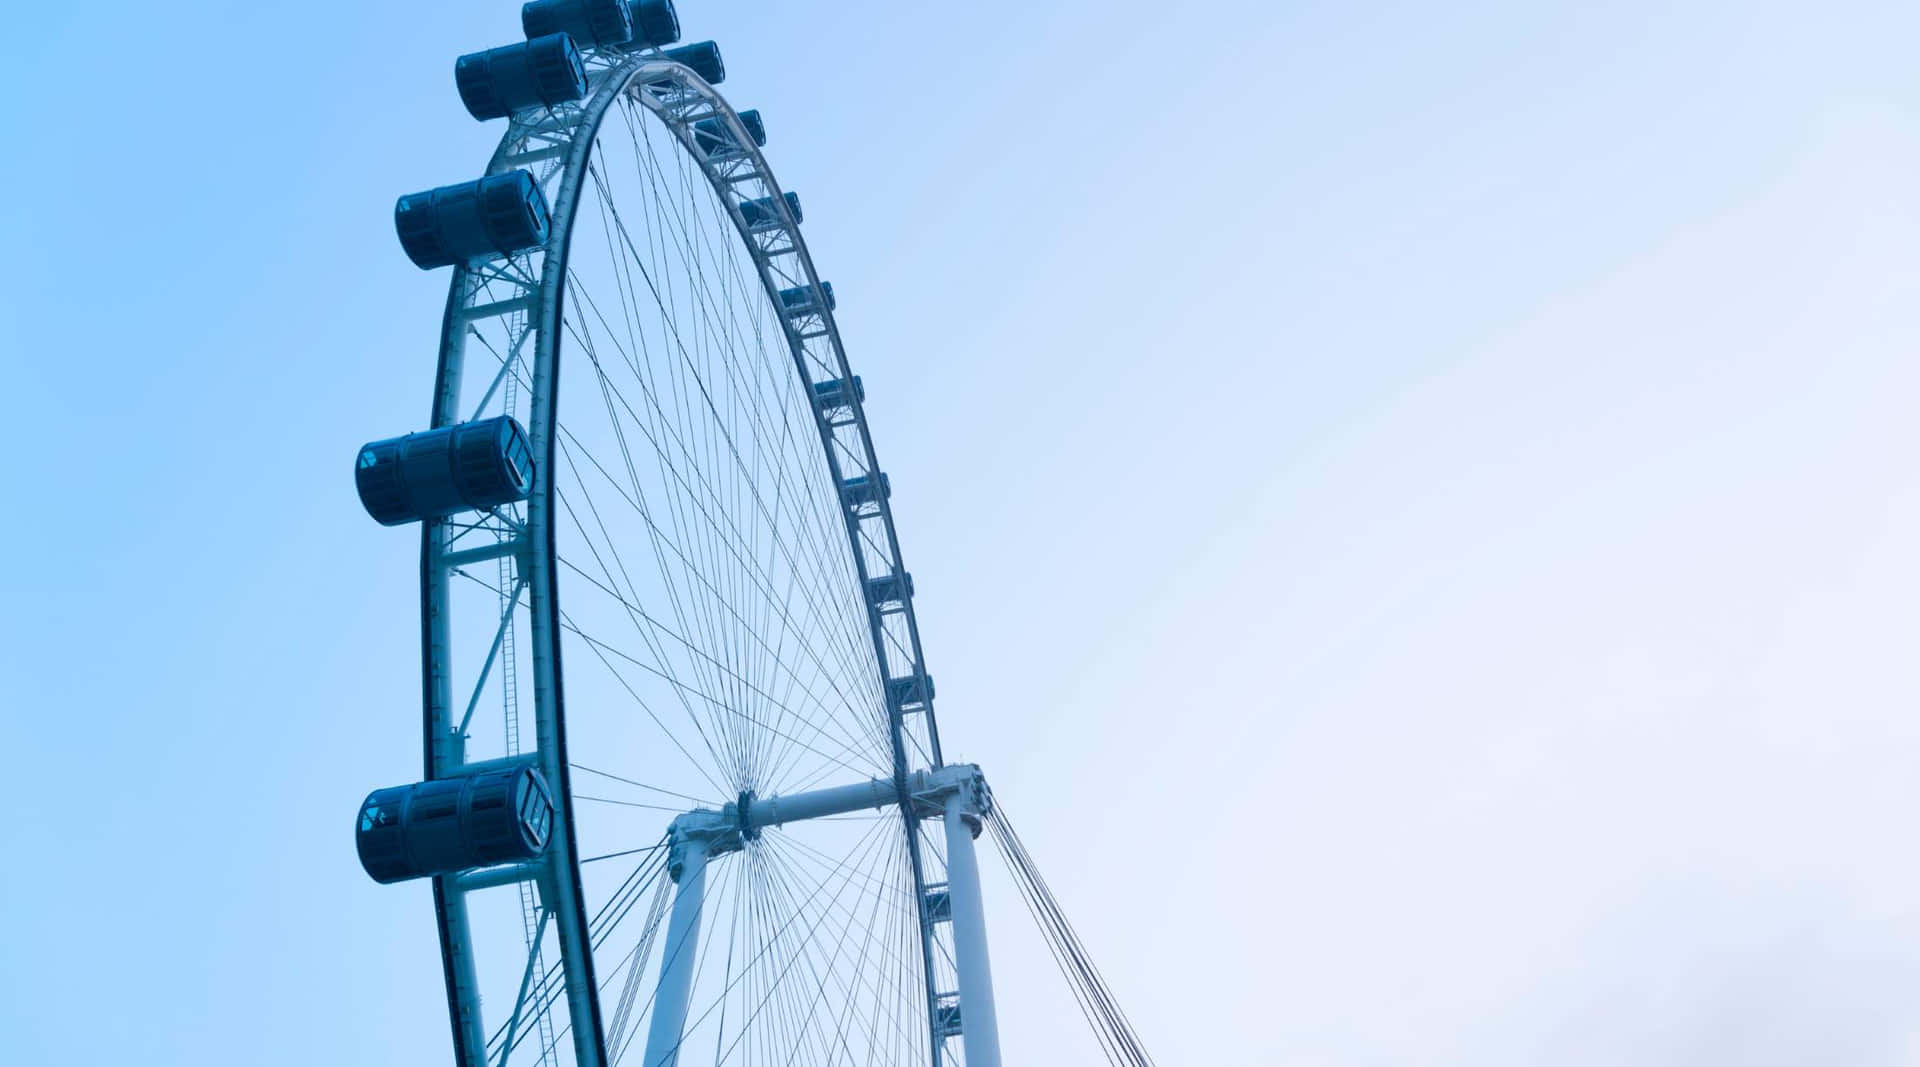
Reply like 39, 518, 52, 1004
6, 0, 1920, 1062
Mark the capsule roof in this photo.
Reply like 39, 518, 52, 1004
456, 34, 588, 121
663, 40, 725, 84
625, 0, 680, 48
522, 0, 633, 48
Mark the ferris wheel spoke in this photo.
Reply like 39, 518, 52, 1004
615, 151, 752, 747
556, 535, 888, 785
606, 874, 674, 1059
552, 420, 875, 779
742, 834, 872, 1067
561, 610, 877, 782
560, 613, 886, 790
737, 828, 915, 1066
574, 176, 875, 706
555, 430, 869, 796
555, 475, 737, 788
512, 847, 726, 1067
738, 850, 822, 1067
574, 177, 747, 781
771, 834, 928, 1036
491, 846, 672, 1063
649, 835, 828, 1066
561, 304, 747, 776
613, 119, 864, 627
582, 841, 674, 866
573, 762, 720, 809
577, 793, 693, 814
554, 412, 750, 730
839, 841, 927, 1067
593, 849, 676, 955
555, 293, 885, 781
760, 833, 923, 1066
683, 820, 895, 1066
563, 620, 733, 800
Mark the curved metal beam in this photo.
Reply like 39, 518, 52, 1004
420, 49, 958, 1067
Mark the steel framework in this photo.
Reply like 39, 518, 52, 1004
398, 32, 988, 1067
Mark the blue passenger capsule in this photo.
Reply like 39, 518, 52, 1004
693, 109, 766, 155
522, 0, 632, 47
866, 571, 914, 608
356, 764, 555, 884
355, 415, 535, 526
395, 171, 551, 269
839, 472, 890, 507
737, 109, 767, 146
663, 41, 725, 83
738, 191, 802, 230
778, 282, 835, 313
622, 0, 680, 48
456, 34, 588, 120
812, 376, 865, 409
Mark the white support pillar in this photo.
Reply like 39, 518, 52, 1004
630, 765, 997, 1066
642, 839, 711, 1067
943, 791, 1002, 1067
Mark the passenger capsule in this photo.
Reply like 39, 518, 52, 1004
356, 764, 555, 884
621, 0, 681, 48
355, 415, 535, 526
522, 0, 632, 48
663, 41, 725, 83
737, 109, 767, 146
395, 171, 551, 269
693, 109, 766, 155
456, 34, 588, 120
866, 571, 914, 608
738, 191, 802, 230
778, 281, 835, 313
839, 472, 890, 507
888, 674, 936, 709
812, 376, 864, 410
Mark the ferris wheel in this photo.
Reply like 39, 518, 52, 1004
351, 4, 1153, 1066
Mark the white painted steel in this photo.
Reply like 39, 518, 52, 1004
706, 763, 984, 830
737, 776, 893, 829
450, 862, 540, 893
945, 787, 1002, 1067
641, 841, 711, 1067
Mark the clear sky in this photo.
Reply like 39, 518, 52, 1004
5, 0, 1920, 1063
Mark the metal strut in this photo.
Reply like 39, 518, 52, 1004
637, 766, 1000, 1065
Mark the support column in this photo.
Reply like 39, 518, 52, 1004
641, 839, 710, 1067
943, 792, 1002, 1067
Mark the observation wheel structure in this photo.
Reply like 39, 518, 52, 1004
350, 3, 992, 1066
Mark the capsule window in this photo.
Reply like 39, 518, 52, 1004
505, 433, 532, 485
520, 785, 551, 840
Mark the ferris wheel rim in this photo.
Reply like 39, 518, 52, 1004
418, 51, 949, 1067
